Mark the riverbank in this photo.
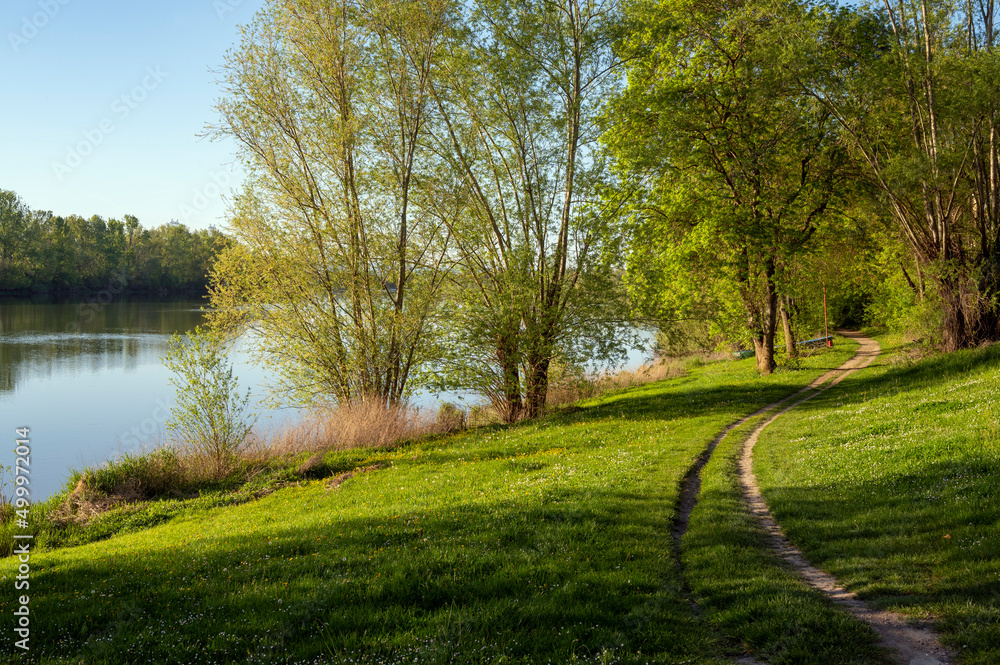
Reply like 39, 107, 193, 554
0, 340, 866, 663
0, 353, 688, 558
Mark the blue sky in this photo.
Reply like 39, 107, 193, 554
0, 0, 266, 231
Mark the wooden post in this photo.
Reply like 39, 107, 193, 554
823, 283, 831, 347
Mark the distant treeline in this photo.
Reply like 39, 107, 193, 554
0, 188, 230, 295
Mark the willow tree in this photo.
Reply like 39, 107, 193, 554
607, 0, 846, 373
421, 0, 633, 420
809, 0, 1000, 349
209, 0, 454, 406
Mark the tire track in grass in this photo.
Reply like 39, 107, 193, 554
673, 333, 878, 559
673, 334, 877, 665
739, 331, 953, 665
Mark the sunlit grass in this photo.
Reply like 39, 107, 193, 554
754, 333, 1000, 665
0, 341, 853, 664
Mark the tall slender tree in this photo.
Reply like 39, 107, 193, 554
427, 0, 631, 419
209, 0, 455, 406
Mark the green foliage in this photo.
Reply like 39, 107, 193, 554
415, 0, 634, 420
0, 189, 29, 286
163, 326, 257, 476
435, 402, 467, 432
653, 319, 723, 357
809, 0, 1000, 349
862, 236, 944, 340
81, 449, 185, 498
208, 0, 454, 407
606, 0, 846, 372
0, 189, 229, 294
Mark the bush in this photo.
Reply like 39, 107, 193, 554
436, 403, 467, 432
163, 326, 257, 478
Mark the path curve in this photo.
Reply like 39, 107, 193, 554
671, 334, 880, 552
739, 331, 953, 665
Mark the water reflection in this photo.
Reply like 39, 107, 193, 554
0, 300, 216, 501
0, 300, 208, 396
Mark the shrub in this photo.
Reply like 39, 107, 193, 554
163, 326, 257, 478
436, 403, 467, 432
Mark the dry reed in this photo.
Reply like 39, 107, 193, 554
546, 359, 687, 408
260, 398, 441, 457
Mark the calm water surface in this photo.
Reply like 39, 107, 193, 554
0, 300, 292, 500
0, 300, 652, 500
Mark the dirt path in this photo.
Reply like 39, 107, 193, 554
738, 331, 953, 665
671, 336, 877, 553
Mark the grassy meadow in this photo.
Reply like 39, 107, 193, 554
1, 342, 859, 664
5, 333, 999, 665
753, 335, 1000, 665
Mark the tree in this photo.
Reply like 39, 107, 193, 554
0, 186, 224, 294
0, 190, 29, 288
426, 0, 633, 419
606, 0, 846, 373
808, 0, 1000, 350
164, 326, 256, 478
208, 0, 454, 407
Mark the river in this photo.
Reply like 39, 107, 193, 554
0, 299, 653, 500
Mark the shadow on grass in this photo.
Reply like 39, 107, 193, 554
762, 462, 1000, 663
3, 488, 725, 664
757, 337, 1000, 664
682, 415, 895, 665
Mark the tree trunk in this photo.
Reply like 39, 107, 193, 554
780, 295, 798, 359
524, 355, 550, 420
496, 336, 523, 424
938, 277, 969, 352
754, 261, 778, 374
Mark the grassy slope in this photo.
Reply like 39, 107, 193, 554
754, 335, 1000, 665
683, 417, 892, 665
0, 343, 856, 665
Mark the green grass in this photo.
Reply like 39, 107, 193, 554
0, 342, 856, 664
0, 449, 319, 558
682, 415, 893, 665
754, 334, 1000, 665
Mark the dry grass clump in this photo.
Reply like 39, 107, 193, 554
50, 478, 138, 526
48, 448, 202, 526
263, 398, 439, 456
